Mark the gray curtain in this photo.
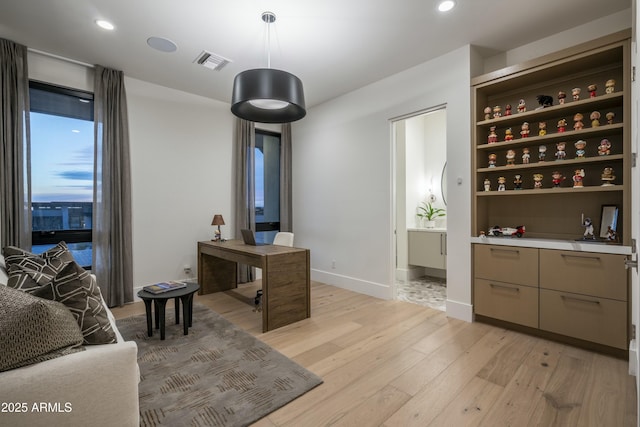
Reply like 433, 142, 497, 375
0, 38, 31, 249
279, 123, 292, 233
233, 118, 255, 283
93, 65, 133, 307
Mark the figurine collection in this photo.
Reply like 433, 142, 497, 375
480, 165, 616, 191
482, 78, 617, 142
480, 78, 619, 192
485, 137, 613, 167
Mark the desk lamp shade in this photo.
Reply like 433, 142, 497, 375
211, 215, 225, 226
230, 11, 306, 124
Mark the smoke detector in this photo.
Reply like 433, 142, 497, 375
194, 50, 231, 71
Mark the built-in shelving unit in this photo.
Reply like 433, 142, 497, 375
470, 31, 633, 355
471, 31, 631, 244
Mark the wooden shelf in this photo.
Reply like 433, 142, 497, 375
476, 124, 624, 151
476, 185, 622, 196
476, 92, 623, 127
477, 154, 624, 173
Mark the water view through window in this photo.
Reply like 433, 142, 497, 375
29, 83, 94, 267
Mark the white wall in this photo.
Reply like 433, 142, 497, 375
293, 46, 474, 320
125, 78, 234, 289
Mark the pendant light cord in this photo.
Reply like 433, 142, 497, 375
262, 11, 276, 69
266, 19, 271, 69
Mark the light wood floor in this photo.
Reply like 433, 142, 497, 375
112, 281, 638, 427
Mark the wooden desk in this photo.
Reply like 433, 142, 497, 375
197, 240, 310, 332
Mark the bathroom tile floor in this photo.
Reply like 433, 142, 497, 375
396, 275, 447, 311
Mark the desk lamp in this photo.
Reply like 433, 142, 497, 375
211, 214, 225, 241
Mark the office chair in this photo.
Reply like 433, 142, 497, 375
254, 232, 294, 312
273, 232, 294, 247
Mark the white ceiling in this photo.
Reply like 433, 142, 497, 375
0, 0, 632, 108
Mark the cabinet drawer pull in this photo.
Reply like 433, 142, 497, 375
560, 295, 600, 305
489, 248, 519, 254
489, 283, 519, 292
560, 254, 601, 261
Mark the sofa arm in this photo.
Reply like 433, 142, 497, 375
0, 341, 139, 427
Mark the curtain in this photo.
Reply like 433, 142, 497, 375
234, 118, 255, 283
0, 38, 31, 249
279, 123, 293, 232
93, 65, 133, 307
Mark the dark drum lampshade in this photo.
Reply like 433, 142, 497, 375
231, 68, 306, 123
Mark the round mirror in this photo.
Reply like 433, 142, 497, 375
441, 162, 447, 205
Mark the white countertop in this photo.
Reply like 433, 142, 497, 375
408, 228, 447, 232
470, 236, 632, 255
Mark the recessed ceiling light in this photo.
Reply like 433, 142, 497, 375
95, 20, 115, 30
438, 0, 456, 12
71, 129, 80, 133
147, 36, 178, 53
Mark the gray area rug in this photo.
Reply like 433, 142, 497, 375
117, 303, 322, 426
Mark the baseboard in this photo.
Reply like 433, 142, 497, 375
445, 299, 473, 322
311, 269, 392, 300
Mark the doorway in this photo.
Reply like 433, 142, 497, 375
392, 107, 447, 311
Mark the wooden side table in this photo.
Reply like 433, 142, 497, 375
137, 282, 200, 340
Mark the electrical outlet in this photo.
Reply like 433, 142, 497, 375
183, 265, 192, 276
331, 259, 336, 269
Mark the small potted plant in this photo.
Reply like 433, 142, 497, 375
417, 201, 446, 228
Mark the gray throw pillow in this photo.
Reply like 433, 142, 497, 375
0, 284, 84, 372
3, 242, 74, 291
32, 261, 117, 345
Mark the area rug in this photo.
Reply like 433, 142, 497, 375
117, 303, 322, 427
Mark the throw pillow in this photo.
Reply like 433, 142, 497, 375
31, 261, 117, 345
0, 255, 7, 285
3, 240, 75, 265
0, 284, 84, 372
3, 241, 74, 291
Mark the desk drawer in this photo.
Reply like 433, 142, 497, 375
539, 250, 627, 301
540, 289, 627, 349
474, 245, 538, 287
474, 278, 538, 328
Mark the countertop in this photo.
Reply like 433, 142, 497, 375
470, 236, 632, 255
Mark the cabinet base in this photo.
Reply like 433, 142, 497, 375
475, 314, 628, 359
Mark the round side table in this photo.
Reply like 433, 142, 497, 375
137, 282, 200, 340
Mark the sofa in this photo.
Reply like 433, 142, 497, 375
0, 251, 140, 427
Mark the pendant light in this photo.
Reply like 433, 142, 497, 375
231, 11, 306, 123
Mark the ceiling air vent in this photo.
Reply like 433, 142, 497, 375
194, 50, 231, 71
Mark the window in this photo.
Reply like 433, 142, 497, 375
29, 81, 94, 267
254, 130, 281, 244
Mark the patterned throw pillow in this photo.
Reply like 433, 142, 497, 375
31, 261, 117, 345
0, 284, 84, 372
3, 241, 75, 265
3, 242, 74, 291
